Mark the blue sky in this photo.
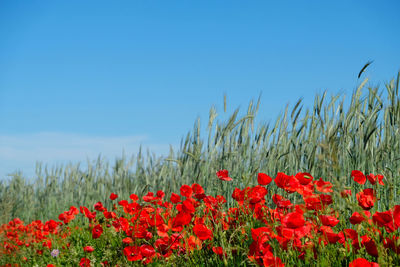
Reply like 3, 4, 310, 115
1, 1, 400, 179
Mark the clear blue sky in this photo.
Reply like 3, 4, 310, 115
1, 1, 400, 178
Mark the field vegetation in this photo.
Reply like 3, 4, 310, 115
0, 74, 400, 266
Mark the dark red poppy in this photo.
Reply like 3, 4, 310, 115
394, 205, 400, 230
92, 224, 103, 239
352, 170, 366, 185
361, 235, 378, 257
94, 202, 105, 211
257, 173, 272, 185
217, 169, 232, 181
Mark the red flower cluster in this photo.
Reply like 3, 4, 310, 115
1, 170, 398, 266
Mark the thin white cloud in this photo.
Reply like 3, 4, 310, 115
0, 132, 174, 179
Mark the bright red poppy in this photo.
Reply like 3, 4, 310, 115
79, 258, 91, 267
83, 246, 94, 253
356, 188, 376, 210
217, 169, 232, 181
282, 211, 305, 229
124, 246, 142, 261
349, 211, 371, 225
351, 170, 366, 185
180, 184, 193, 197
109, 193, 118, 200
193, 224, 213, 241
170, 192, 181, 203
367, 173, 384, 186
319, 215, 339, 227
140, 244, 156, 258
257, 173, 272, 185
295, 172, 314, 185
349, 258, 379, 267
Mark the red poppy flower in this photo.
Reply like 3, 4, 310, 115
123, 246, 142, 261
295, 172, 314, 185
352, 170, 366, 185
84, 246, 94, 253
123, 237, 133, 244
361, 235, 378, 257
274, 172, 291, 189
257, 173, 272, 185
217, 169, 232, 181
394, 205, 400, 229
263, 251, 284, 267
349, 258, 379, 267
320, 226, 340, 244
367, 173, 384, 186
272, 194, 293, 209
349, 211, 371, 225
319, 215, 339, 227
182, 199, 196, 213
94, 201, 105, 211
79, 258, 91, 267
372, 210, 393, 226
172, 211, 192, 228
129, 194, 139, 202
357, 188, 376, 210
212, 246, 226, 258
282, 211, 305, 229
315, 178, 333, 193
192, 183, 205, 194
248, 186, 268, 204
170, 192, 181, 203
92, 224, 103, 239
180, 184, 193, 197
140, 244, 156, 258
193, 224, 213, 241
109, 193, 118, 200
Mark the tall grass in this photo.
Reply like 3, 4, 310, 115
1, 74, 399, 224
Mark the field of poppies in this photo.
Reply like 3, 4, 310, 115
1, 169, 399, 266
1, 75, 400, 266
